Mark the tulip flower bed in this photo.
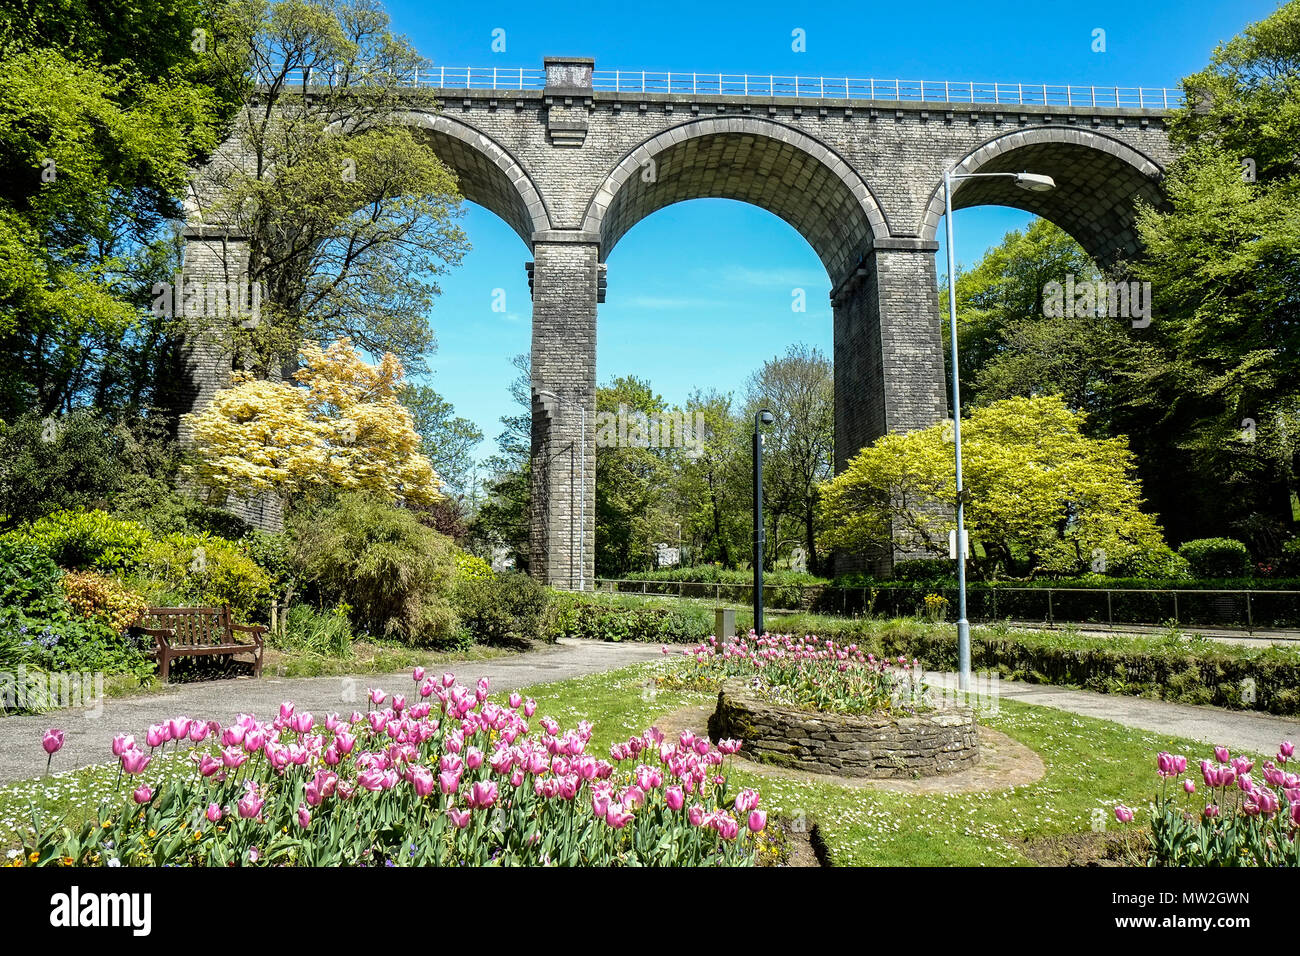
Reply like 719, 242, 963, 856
1114, 742, 1300, 866
18, 670, 765, 867
664, 633, 928, 717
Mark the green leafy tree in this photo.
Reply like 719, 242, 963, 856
1130, 0, 1300, 548
744, 345, 833, 573
194, 0, 469, 377
819, 395, 1180, 578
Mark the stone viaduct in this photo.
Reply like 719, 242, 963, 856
180, 57, 1180, 586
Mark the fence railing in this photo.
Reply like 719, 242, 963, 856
265, 66, 1181, 109
595, 579, 1300, 634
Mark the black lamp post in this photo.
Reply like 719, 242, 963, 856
753, 408, 774, 635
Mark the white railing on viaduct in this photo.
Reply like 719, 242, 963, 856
271, 66, 1183, 109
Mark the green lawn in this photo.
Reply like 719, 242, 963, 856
1, 658, 1218, 865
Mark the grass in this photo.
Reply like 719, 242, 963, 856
0, 657, 1248, 866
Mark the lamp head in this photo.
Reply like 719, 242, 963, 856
1014, 172, 1056, 192
759, 409, 774, 426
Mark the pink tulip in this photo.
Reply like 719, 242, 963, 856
1282, 741, 1295, 759
1214, 746, 1230, 763
1184, 779, 1196, 794
467, 780, 498, 809
412, 666, 425, 683
112, 733, 134, 757
748, 810, 767, 833
524, 698, 537, 718
120, 749, 150, 775
279, 701, 294, 720
1205, 804, 1220, 819
206, 803, 223, 823
297, 805, 311, 828
605, 805, 634, 829
237, 784, 265, 819
447, 807, 471, 829
133, 785, 153, 804
411, 765, 435, 798
665, 786, 685, 811
369, 688, 386, 706
1114, 805, 1135, 823
42, 728, 65, 757
146, 724, 167, 749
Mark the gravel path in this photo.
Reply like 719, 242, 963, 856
0, 639, 664, 786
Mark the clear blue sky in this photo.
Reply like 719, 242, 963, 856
378, 0, 1283, 474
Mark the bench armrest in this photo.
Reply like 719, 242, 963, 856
228, 623, 267, 643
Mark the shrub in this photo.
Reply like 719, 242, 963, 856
454, 571, 549, 645
892, 559, 953, 582
115, 490, 253, 541
0, 410, 178, 528
288, 494, 458, 646
277, 603, 354, 657
6, 510, 154, 572
1179, 538, 1251, 578
62, 571, 147, 632
454, 552, 495, 580
0, 539, 66, 619
141, 533, 272, 622
1279, 539, 1300, 576
543, 592, 713, 644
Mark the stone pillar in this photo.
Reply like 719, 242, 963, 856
175, 226, 284, 532
529, 236, 599, 589
832, 238, 948, 574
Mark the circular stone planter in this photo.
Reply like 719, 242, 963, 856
707, 680, 979, 779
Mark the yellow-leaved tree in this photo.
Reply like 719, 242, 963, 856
819, 395, 1184, 578
184, 339, 442, 506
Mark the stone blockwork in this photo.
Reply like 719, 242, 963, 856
708, 680, 979, 778
183, 57, 1178, 578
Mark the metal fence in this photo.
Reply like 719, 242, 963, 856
266, 66, 1181, 109
595, 579, 1300, 634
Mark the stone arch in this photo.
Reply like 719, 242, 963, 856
580, 118, 888, 286
916, 127, 1165, 270
391, 110, 550, 245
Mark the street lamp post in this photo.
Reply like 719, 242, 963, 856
942, 169, 1055, 690
535, 389, 587, 591
753, 408, 774, 636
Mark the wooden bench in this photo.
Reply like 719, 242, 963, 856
133, 606, 266, 682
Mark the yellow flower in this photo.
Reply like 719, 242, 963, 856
28, 852, 39, 863
193, 831, 202, 841
60, 857, 73, 867
101, 820, 111, 829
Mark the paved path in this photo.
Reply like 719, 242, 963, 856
924, 670, 1300, 757
0, 639, 664, 786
